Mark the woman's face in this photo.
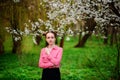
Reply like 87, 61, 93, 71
46, 32, 56, 45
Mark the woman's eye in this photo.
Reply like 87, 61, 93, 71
47, 37, 50, 39
51, 37, 54, 39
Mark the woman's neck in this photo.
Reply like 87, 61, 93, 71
47, 44, 55, 48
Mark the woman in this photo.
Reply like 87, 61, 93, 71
38, 31, 63, 80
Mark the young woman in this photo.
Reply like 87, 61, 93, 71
38, 31, 63, 80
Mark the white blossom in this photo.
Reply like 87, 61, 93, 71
66, 36, 70, 41
32, 36, 37, 45
35, 22, 39, 26
82, 32, 85, 37
25, 27, 30, 35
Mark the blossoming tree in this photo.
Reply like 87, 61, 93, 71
6, 0, 120, 51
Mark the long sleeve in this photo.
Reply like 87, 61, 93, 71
38, 48, 54, 68
47, 48, 63, 66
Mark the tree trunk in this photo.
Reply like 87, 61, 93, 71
59, 36, 65, 48
12, 36, 22, 54
75, 33, 92, 47
75, 18, 96, 47
110, 27, 116, 46
103, 27, 108, 44
11, 2, 22, 54
0, 38, 4, 54
74, 32, 81, 47
35, 35, 42, 45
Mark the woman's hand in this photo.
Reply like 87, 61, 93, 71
45, 48, 50, 55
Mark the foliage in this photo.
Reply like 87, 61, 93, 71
5, 0, 120, 43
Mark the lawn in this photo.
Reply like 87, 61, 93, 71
0, 36, 117, 80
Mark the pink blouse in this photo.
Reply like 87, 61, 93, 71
38, 45, 63, 69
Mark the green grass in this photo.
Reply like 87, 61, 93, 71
0, 36, 117, 80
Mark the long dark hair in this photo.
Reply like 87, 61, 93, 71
45, 31, 57, 47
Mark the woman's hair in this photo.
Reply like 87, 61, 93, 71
45, 31, 57, 46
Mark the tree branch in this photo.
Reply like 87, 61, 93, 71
108, 2, 120, 17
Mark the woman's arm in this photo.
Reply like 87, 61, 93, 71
47, 48, 63, 66
38, 48, 54, 68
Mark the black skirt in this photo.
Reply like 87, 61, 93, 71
41, 68, 61, 80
